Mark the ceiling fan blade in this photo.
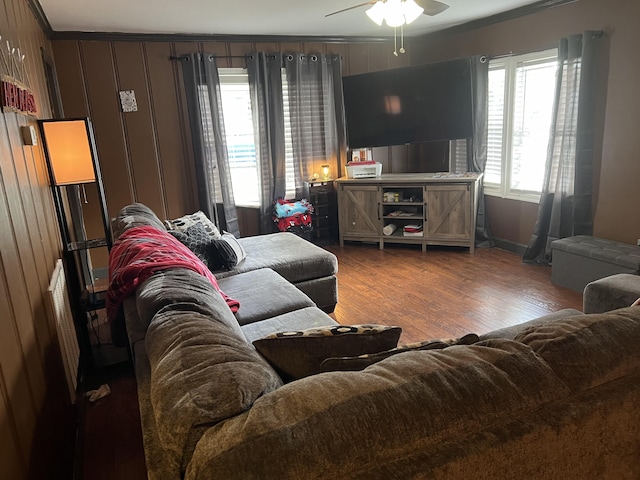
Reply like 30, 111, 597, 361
325, 1, 375, 17
416, 0, 450, 16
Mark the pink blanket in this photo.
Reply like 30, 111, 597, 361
106, 225, 239, 323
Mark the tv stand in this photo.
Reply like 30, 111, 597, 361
335, 173, 482, 253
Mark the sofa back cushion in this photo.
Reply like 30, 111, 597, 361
112, 202, 166, 240
136, 268, 244, 340
185, 339, 570, 479
146, 308, 283, 475
514, 306, 640, 392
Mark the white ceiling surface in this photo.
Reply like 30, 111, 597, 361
39, 0, 544, 38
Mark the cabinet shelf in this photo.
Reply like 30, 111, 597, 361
383, 216, 423, 220
382, 201, 422, 206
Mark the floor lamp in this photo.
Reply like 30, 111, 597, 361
39, 117, 111, 374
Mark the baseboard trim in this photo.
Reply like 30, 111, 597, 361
492, 238, 527, 256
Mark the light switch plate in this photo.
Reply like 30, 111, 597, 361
20, 125, 37, 145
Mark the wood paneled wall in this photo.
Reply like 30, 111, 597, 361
0, 0, 76, 478
51, 37, 411, 267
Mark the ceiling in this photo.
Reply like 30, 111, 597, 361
38, 0, 550, 38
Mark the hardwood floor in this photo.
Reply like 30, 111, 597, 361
77, 244, 582, 479
327, 243, 583, 344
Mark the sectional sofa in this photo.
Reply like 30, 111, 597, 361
108, 203, 640, 480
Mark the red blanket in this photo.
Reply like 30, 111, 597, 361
106, 225, 239, 323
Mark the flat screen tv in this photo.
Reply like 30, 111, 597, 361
342, 58, 474, 149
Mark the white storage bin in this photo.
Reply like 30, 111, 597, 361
345, 162, 382, 179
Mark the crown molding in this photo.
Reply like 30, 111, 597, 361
48, 30, 391, 44
26, 0, 53, 38
415, 0, 579, 40
31, 0, 577, 45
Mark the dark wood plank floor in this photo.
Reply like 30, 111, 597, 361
77, 244, 583, 479
327, 243, 583, 344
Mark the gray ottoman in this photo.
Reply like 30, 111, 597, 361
551, 235, 640, 292
583, 273, 640, 313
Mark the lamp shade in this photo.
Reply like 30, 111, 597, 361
365, 1, 387, 26
402, 0, 424, 24
41, 119, 96, 185
384, 0, 405, 26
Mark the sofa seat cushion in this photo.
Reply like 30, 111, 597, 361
514, 307, 640, 392
241, 307, 337, 344
185, 339, 570, 479
214, 232, 338, 283
146, 308, 283, 475
216, 268, 315, 326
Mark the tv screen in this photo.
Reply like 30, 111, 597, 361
342, 58, 474, 149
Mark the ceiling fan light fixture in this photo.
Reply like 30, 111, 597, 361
365, 1, 387, 26
402, 0, 424, 24
384, 0, 405, 27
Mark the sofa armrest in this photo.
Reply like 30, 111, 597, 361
583, 274, 640, 313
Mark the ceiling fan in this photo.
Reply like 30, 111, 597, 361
326, 0, 449, 55
325, 0, 450, 19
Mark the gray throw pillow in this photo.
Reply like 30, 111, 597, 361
169, 222, 226, 271
211, 232, 247, 269
165, 210, 222, 239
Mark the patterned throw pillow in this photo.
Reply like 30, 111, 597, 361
165, 211, 222, 240
211, 233, 247, 269
320, 333, 480, 373
253, 324, 402, 381
169, 222, 226, 271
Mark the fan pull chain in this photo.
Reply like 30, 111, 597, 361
393, 27, 398, 56
400, 25, 406, 54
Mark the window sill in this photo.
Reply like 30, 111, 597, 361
485, 190, 540, 204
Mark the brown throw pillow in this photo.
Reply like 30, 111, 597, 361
320, 333, 479, 372
253, 324, 402, 381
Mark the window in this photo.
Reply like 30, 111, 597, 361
217, 69, 260, 206
485, 49, 558, 202
207, 68, 298, 207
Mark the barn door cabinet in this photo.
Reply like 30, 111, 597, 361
336, 173, 482, 253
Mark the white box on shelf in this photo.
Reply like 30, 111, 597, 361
346, 162, 382, 179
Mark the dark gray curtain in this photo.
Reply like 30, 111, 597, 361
285, 53, 345, 199
179, 53, 239, 237
523, 31, 602, 264
246, 53, 287, 234
467, 55, 494, 247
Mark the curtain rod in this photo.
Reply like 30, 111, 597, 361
489, 30, 604, 60
169, 53, 339, 61
169, 55, 247, 60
